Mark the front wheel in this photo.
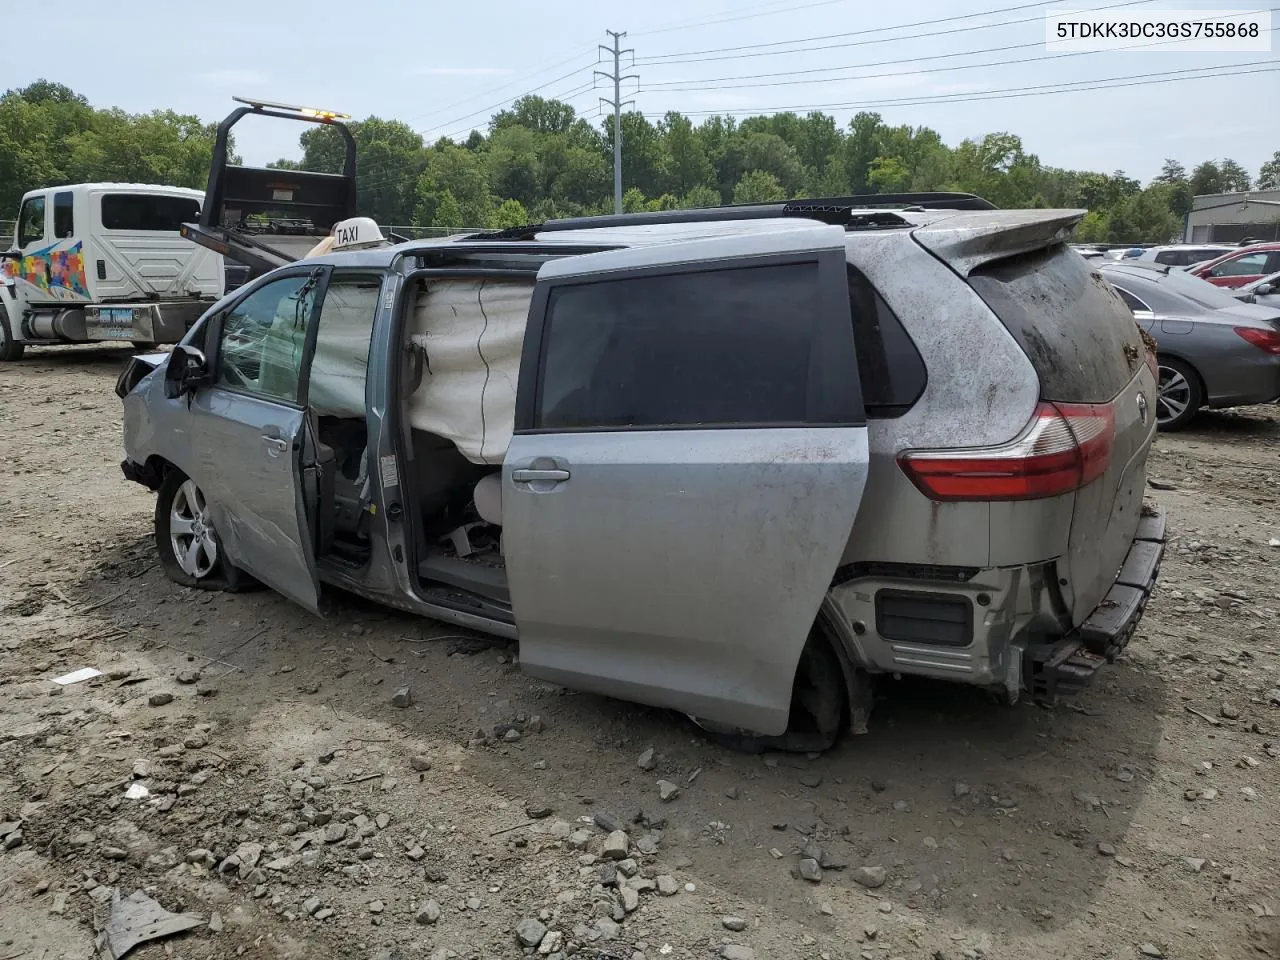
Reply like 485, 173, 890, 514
155, 469, 256, 592
1155, 356, 1203, 431
0, 303, 25, 361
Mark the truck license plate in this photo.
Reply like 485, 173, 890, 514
91, 307, 137, 339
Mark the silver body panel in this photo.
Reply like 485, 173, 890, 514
122, 207, 1164, 734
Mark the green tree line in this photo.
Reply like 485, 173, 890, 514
5, 80, 1279, 244
0, 81, 232, 217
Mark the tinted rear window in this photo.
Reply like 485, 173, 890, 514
100, 194, 199, 232
967, 245, 1142, 403
537, 263, 823, 429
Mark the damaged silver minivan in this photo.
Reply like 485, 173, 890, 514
118, 196, 1166, 751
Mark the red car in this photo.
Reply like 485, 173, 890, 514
1189, 242, 1280, 289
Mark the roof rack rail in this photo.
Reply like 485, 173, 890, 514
527, 191, 993, 234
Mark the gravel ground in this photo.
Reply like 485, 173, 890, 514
1, 345, 1278, 960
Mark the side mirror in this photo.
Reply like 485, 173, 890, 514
1256, 283, 1274, 296
164, 344, 209, 399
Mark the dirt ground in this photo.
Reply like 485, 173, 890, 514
1, 345, 1278, 960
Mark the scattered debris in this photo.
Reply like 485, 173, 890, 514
52, 666, 102, 685
96, 889, 204, 960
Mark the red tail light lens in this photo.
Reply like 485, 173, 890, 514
1234, 326, 1280, 355
898, 401, 1116, 502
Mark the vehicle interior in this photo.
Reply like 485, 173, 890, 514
395, 273, 539, 623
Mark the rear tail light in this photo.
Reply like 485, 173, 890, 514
898, 401, 1116, 502
1234, 326, 1280, 355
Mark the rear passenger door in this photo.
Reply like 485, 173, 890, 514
503, 227, 869, 737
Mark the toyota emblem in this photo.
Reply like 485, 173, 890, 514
1137, 392, 1149, 425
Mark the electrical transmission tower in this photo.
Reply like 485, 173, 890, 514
596, 30, 637, 214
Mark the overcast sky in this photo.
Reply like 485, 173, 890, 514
5, 0, 1274, 182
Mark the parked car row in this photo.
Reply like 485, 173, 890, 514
1098, 260, 1280, 429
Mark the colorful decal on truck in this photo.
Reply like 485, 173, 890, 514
0, 241, 90, 300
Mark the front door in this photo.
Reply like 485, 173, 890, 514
188, 267, 331, 611
503, 227, 870, 736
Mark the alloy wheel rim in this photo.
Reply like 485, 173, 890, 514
170, 479, 217, 578
1156, 365, 1191, 424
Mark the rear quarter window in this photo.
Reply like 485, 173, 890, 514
967, 245, 1142, 403
848, 265, 926, 417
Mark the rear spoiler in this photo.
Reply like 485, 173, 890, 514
911, 209, 1086, 276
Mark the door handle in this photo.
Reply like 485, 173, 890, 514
511, 467, 570, 483
262, 435, 289, 452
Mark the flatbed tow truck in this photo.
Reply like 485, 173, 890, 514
180, 97, 363, 281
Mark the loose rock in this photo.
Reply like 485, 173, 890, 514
176, 669, 200, 684
147, 692, 173, 707
852, 865, 886, 888
516, 918, 548, 948
953, 781, 971, 799
637, 748, 656, 771
721, 946, 756, 960
799, 858, 823, 883
410, 755, 432, 772
1221, 703, 1240, 720
1138, 944, 1165, 958
602, 830, 629, 860
657, 780, 680, 803
391, 686, 413, 708
416, 900, 442, 925
1097, 841, 1117, 857
722, 916, 747, 932
656, 875, 679, 896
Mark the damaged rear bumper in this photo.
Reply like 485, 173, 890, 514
1027, 505, 1167, 699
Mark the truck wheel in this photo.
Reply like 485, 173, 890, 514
155, 469, 257, 592
0, 303, 25, 361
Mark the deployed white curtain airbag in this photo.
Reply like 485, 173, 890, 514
407, 279, 534, 465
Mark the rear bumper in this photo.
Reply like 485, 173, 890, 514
1026, 505, 1166, 698
828, 504, 1167, 698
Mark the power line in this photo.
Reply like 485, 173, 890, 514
433, 79, 601, 143
644, 24, 1279, 93
419, 63, 596, 138
640, 61, 1278, 116
401, 47, 597, 126
636, 0, 1158, 64
631, 0, 851, 37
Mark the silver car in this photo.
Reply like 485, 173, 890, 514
1234, 271, 1280, 309
1099, 261, 1280, 430
118, 198, 1166, 751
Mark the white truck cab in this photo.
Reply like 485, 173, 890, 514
0, 183, 225, 360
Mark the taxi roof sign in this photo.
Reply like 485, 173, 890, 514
232, 96, 351, 121
331, 217, 387, 251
